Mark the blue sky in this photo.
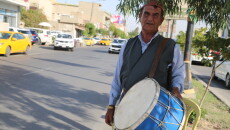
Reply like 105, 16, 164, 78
56, 0, 208, 36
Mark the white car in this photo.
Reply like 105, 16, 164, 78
54, 33, 74, 51
108, 39, 127, 53
214, 60, 230, 88
93, 37, 100, 44
30, 28, 52, 45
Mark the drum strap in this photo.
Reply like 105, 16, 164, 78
148, 38, 170, 78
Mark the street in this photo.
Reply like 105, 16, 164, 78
0, 45, 229, 130
0, 45, 114, 130
192, 64, 230, 107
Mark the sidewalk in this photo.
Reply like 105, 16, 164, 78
191, 72, 230, 107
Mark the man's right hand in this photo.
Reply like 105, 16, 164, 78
105, 106, 115, 126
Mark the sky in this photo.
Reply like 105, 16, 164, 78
56, 0, 208, 37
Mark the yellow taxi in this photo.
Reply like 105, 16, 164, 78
99, 38, 112, 46
0, 31, 32, 57
83, 37, 94, 46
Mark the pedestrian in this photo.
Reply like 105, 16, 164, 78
105, 0, 185, 127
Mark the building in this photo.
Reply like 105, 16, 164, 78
0, 0, 29, 30
28, 0, 111, 38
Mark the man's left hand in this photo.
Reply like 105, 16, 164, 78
172, 87, 182, 99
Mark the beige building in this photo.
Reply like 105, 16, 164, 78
28, 0, 111, 37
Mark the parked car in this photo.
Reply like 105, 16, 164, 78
214, 60, 230, 88
30, 28, 52, 45
0, 31, 32, 57
93, 37, 100, 44
191, 50, 220, 66
99, 38, 111, 46
108, 39, 127, 53
29, 29, 40, 45
83, 37, 94, 46
17, 29, 33, 42
9, 27, 19, 32
54, 33, 74, 51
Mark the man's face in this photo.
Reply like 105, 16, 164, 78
139, 6, 164, 34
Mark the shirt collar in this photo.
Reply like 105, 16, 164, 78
138, 32, 159, 45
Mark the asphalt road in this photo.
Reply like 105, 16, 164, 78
191, 63, 230, 107
0, 45, 115, 130
0, 45, 229, 130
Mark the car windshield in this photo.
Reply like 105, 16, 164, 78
0, 33, 11, 39
112, 39, 126, 44
84, 38, 91, 40
57, 34, 72, 39
102, 39, 108, 41
94, 38, 99, 40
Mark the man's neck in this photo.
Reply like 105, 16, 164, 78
141, 31, 158, 43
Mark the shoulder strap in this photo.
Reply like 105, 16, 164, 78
148, 38, 170, 78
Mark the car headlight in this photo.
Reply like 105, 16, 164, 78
0, 43, 4, 45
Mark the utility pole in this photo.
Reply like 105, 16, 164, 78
184, 19, 194, 90
184, 8, 196, 91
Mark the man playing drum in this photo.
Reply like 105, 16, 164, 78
105, 0, 185, 127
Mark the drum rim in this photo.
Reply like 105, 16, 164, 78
114, 78, 186, 130
114, 78, 160, 130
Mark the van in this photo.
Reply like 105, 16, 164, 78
30, 28, 52, 45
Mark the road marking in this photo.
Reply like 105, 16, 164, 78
23, 68, 51, 76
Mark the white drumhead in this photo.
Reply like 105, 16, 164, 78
114, 78, 160, 129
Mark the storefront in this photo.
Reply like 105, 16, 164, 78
0, 0, 28, 27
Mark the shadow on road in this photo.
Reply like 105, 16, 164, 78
0, 65, 109, 130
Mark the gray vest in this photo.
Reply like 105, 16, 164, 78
120, 35, 175, 91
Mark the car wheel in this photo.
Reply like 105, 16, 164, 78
70, 48, 74, 52
4, 46, 11, 57
225, 74, 230, 88
54, 47, 57, 50
108, 50, 111, 53
24, 46, 30, 55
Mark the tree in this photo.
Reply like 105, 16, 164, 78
176, 31, 186, 50
128, 27, 139, 38
96, 28, 109, 36
109, 24, 128, 38
117, 0, 229, 30
192, 28, 230, 107
20, 8, 48, 28
83, 23, 96, 37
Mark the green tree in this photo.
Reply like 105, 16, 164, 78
117, 0, 229, 30
96, 28, 109, 36
83, 23, 96, 37
176, 31, 186, 50
20, 8, 48, 28
128, 27, 139, 38
109, 24, 128, 38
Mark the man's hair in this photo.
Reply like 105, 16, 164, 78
139, 5, 165, 18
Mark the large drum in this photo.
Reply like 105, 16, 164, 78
114, 78, 185, 130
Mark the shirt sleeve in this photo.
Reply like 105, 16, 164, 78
171, 44, 185, 93
108, 42, 127, 105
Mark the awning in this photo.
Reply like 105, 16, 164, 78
0, 0, 28, 7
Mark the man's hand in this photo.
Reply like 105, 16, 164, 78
105, 106, 115, 126
172, 87, 182, 99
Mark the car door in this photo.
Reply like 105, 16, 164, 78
10, 33, 21, 52
17, 33, 28, 52
216, 60, 227, 80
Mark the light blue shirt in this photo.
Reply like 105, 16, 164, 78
109, 33, 185, 105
